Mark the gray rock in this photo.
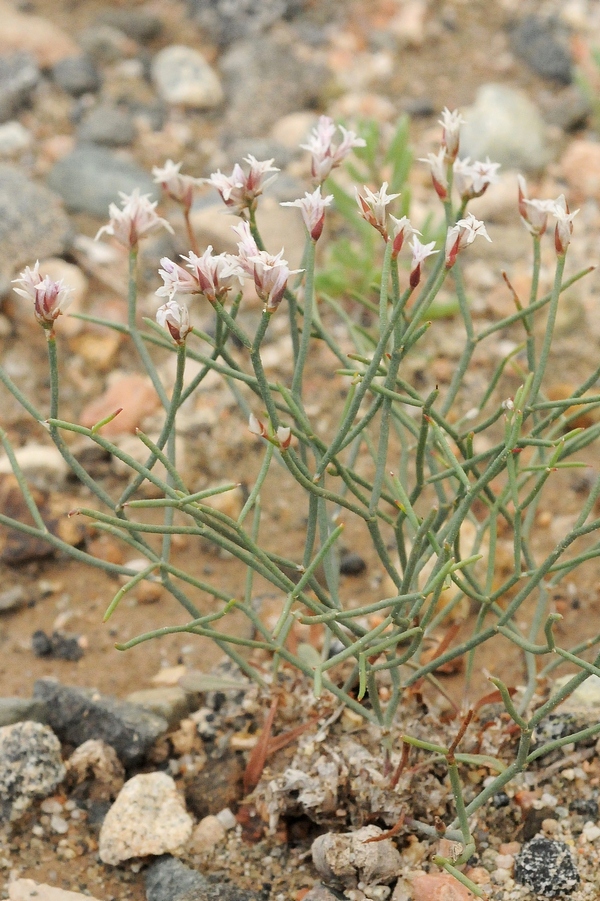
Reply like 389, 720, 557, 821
51, 55, 102, 97
511, 16, 572, 85
178, 886, 262, 901
78, 24, 137, 65
460, 84, 551, 172
151, 45, 223, 109
33, 679, 168, 766
0, 698, 47, 727
146, 856, 208, 901
47, 144, 157, 217
125, 688, 190, 729
0, 721, 65, 822
515, 837, 579, 896
187, 0, 306, 46
77, 103, 136, 146
303, 887, 341, 901
0, 52, 39, 123
220, 35, 327, 137
0, 585, 27, 613
0, 165, 71, 279
97, 10, 163, 43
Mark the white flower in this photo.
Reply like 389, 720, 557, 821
249, 413, 268, 438
95, 188, 173, 248
408, 236, 438, 287
517, 175, 555, 237
231, 221, 260, 276
152, 159, 203, 210
355, 182, 400, 236
206, 156, 279, 215
439, 107, 466, 161
453, 157, 500, 199
156, 257, 199, 299
300, 115, 366, 183
281, 185, 333, 241
12, 261, 74, 329
182, 247, 244, 304
445, 213, 491, 268
549, 194, 579, 255
156, 299, 192, 344
420, 147, 449, 200
390, 215, 421, 257
249, 249, 302, 313
276, 426, 292, 449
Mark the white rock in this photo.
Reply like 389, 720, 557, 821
0, 444, 69, 489
151, 45, 223, 109
215, 807, 237, 830
311, 825, 402, 890
99, 771, 193, 864
9, 880, 102, 901
0, 121, 32, 157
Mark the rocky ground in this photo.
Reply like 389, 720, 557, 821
3, 0, 600, 899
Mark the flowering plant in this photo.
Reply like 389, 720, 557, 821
2, 111, 600, 896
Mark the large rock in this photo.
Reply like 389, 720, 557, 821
0, 721, 65, 822
0, 165, 70, 281
47, 144, 157, 217
99, 772, 193, 864
33, 679, 168, 766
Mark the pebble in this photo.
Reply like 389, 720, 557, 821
215, 807, 237, 830
220, 34, 327, 136
65, 739, 125, 802
0, 585, 27, 613
77, 101, 137, 147
408, 872, 476, 901
510, 16, 573, 84
0, 721, 65, 822
50, 814, 69, 834
0, 52, 39, 124
189, 814, 226, 852
0, 697, 47, 726
47, 144, 157, 217
80, 372, 160, 436
0, 2, 78, 67
145, 855, 208, 901
0, 120, 32, 157
339, 551, 367, 576
51, 55, 102, 97
31, 630, 84, 662
151, 45, 223, 109
78, 24, 139, 64
0, 444, 69, 490
32, 678, 168, 766
188, 0, 304, 46
302, 887, 339, 901
125, 687, 189, 729
515, 837, 579, 897
311, 825, 402, 890
99, 771, 193, 864
460, 83, 551, 172
0, 165, 70, 279
8, 880, 102, 901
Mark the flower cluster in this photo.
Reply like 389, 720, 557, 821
301, 115, 366, 183
157, 248, 244, 306
206, 155, 279, 216
518, 176, 579, 252
96, 188, 173, 249
12, 261, 74, 329
233, 222, 300, 313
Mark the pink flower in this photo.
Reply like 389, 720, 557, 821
390, 215, 421, 258
206, 156, 279, 216
445, 214, 491, 268
419, 148, 449, 201
281, 186, 333, 241
156, 299, 192, 344
156, 248, 244, 304
231, 221, 260, 276
550, 194, 579, 255
453, 157, 500, 199
12, 261, 74, 329
95, 188, 173, 249
300, 115, 366, 183
152, 159, 203, 211
156, 257, 199, 299
355, 182, 400, 238
439, 108, 466, 162
408, 236, 438, 288
250, 249, 301, 313
517, 175, 555, 237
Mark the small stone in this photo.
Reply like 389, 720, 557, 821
409, 872, 476, 901
77, 102, 136, 147
510, 16, 572, 84
0, 3, 79, 66
460, 84, 551, 172
151, 45, 223, 109
125, 688, 189, 729
339, 551, 366, 576
0, 444, 69, 491
0, 585, 27, 613
569, 798, 598, 818
50, 813, 69, 834
168, 719, 199, 757
33, 679, 168, 766
189, 815, 226, 852
582, 822, 600, 842
47, 144, 157, 217
0, 721, 65, 822
215, 807, 237, 830
145, 855, 208, 901
311, 825, 402, 889
515, 837, 579, 897
0, 120, 31, 156
51, 55, 101, 97
65, 739, 125, 802
31, 630, 84, 662
9, 879, 103, 901
184, 752, 244, 819
0, 697, 47, 726
80, 373, 160, 436
99, 772, 193, 864
78, 24, 139, 64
